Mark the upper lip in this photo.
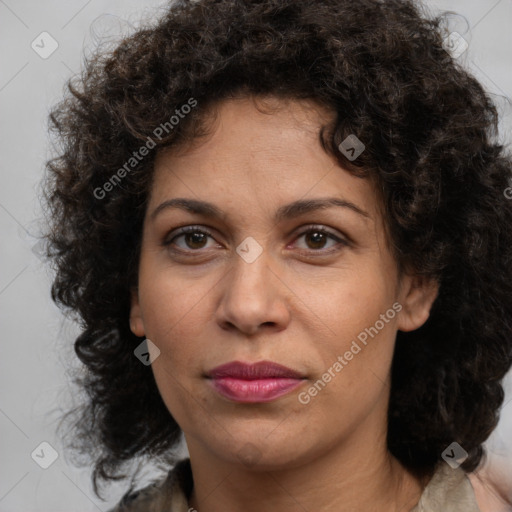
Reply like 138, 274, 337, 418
208, 360, 305, 380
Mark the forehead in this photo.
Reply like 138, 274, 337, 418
149, 96, 381, 225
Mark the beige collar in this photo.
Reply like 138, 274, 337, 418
411, 462, 481, 512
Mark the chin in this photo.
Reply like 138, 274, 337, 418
208, 434, 313, 471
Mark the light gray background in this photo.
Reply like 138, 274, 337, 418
1, 1, 511, 511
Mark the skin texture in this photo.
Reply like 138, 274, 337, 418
471, 457, 512, 512
130, 96, 439, 512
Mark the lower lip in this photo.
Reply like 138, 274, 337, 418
210, 377, 304, 403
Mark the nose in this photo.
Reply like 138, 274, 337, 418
215, 247, 291, 336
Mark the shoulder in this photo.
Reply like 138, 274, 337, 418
412, 463, 482, 512
106, 458, 193, 512
468, 469, 512, 512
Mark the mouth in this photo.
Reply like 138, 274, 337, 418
207, 360, 307, 403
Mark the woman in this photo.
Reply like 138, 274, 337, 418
43, 0, 512, 510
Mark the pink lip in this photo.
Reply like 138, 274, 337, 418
208, 361, 306, 403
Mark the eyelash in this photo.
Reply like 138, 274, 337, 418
163, 224, 349, 256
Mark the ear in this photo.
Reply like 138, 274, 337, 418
397, 273, 439, 332
129, 287, 145, 337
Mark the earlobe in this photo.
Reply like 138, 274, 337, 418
397, 274, 439, 332
129, 288, 145, 337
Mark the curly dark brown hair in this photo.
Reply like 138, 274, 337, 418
43, 0, 512, 499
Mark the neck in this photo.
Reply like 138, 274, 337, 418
186, 428, 425, 512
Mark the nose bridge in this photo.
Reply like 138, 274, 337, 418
229, 242, 272, 306
218, 240, 288, 333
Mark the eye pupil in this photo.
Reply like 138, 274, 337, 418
186, 232, 207, 249
306, 231, 326, 249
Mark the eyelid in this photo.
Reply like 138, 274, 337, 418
293, 224, 347, 241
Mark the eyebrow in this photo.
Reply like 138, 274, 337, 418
150, 197, 370, 222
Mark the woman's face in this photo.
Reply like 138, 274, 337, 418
130, 96, 437, 470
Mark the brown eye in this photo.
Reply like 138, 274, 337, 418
182, 231, 209, 250
294, 226, 348, 253
304, 231, 329, 249
164, 226, 218, 252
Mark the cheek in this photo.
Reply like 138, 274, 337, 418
293, 260, 399, 396
137, 253, 217, 339
298, 276, 398, 426
137, 269, 215, 423
294, 260, 397, 340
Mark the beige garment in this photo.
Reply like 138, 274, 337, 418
410, 462, 481, 512
108, 457, 481, 512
